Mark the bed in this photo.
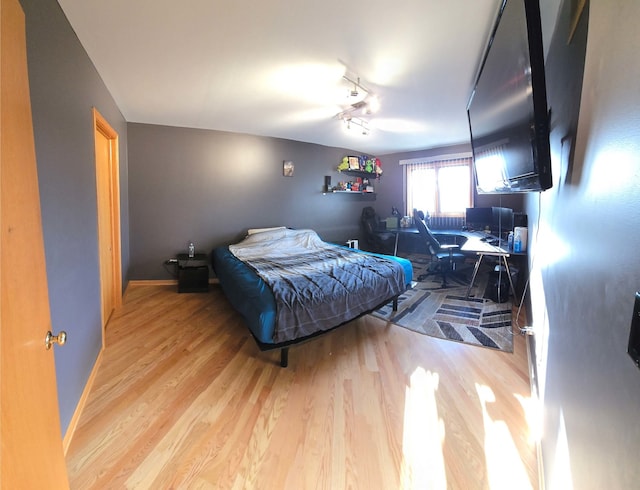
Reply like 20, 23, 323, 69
210, 228, 413, 367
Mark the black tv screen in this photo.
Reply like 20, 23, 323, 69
467, 0, 552, 194
628, 292, 640, 370
491, 206, 514, 235
465, 207, 492, 231
465, 206, 513, 235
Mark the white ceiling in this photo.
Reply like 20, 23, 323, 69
57, 0, 514, 155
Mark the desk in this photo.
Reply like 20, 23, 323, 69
395, 228, 524, 301
436, 230, 523, 301
463, 243, 517, 301
381, 227, 524, 301
383, 226, 419, 255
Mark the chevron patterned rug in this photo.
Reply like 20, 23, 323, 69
373, 253, 514, 352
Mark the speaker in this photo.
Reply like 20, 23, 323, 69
513, 212, 528, 228
324, 175, 331, 192
178, 266, 209, 293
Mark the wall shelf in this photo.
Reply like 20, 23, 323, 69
329, 190, 375, 194
328, 162, 380, 196
338, 170, 380, 179
322, 190, 376, 198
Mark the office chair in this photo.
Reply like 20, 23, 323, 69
360, 206, 395, 254
412, 209, 467, 287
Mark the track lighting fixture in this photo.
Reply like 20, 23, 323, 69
344, 75, 367, 99
338, 112, 369, 135
336, 73, 378, 136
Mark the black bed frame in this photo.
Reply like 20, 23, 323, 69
250, 295, 400, 368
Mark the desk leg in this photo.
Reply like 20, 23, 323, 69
393, 232, 400, 256
466, 254, 484, 298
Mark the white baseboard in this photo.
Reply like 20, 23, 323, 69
525, 334, 545, 490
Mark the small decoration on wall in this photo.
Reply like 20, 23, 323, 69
283, 160, 294, 177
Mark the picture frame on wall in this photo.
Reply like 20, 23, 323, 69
283, 160, 294, 177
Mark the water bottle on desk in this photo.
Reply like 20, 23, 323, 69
513, 232, 522, 253
508, 231, 514, 251
188, 241, 195, 258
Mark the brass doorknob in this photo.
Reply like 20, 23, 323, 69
45, 330, 67, 350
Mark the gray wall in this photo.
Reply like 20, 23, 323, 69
528, 1, 640, 488
21, 0, 129, 434
127, 128, 520, 281
127, 123, 381, 279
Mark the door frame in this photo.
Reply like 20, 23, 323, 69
93, 107, 122, 341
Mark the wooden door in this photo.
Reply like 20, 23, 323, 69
93, 109, 121, 333
0, 0, 69, 486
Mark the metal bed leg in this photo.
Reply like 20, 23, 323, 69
280, 347, 289, 368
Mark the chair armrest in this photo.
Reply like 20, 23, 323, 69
441, 243, 460, 259
434, 234, 468, 247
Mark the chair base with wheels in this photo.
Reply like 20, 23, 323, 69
417, 253, 466, 287
413, 210, 467, 288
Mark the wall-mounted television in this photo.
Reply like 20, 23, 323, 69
628, 292, 640, 370
467, 0, 552, 194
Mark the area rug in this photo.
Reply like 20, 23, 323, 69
372, 254, 514, 352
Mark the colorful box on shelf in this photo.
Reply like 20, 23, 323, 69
337, 155, 383, 176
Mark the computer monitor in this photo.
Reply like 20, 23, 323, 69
465, 207, 492, 231
491, 207, 514, 236
465, 207, 514, 235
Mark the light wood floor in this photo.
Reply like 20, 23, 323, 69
66, 284, 538, 489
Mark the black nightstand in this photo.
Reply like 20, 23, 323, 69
176, 253, 209, 293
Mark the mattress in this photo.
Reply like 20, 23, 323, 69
211, 229, 412, 345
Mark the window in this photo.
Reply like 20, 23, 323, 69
402, 154, 473, 217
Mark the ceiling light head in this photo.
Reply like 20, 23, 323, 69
349, 77, 361, 98
366, 95, 380, 114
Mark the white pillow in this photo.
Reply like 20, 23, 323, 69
247, 226, 286, 236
